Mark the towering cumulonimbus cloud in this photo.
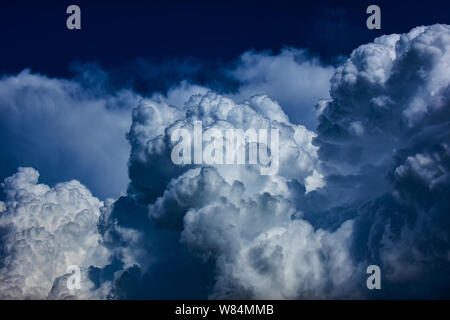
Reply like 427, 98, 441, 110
312, 24, 450, 297
102, 86, 360, 298
316, 24, 450, 179
101, 24, 450, 299
0, 24, 449, 299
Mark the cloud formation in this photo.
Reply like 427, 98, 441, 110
0, 167, 111, 299
0, 46, 333, 199
1, 24, 449, 299
101, 86, 356, 298
102, 24, 450, 299
312, 24, 450, 298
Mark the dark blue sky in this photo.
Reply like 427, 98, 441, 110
1, 0, 449, 79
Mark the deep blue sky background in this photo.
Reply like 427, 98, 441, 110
1, 0, 449, 82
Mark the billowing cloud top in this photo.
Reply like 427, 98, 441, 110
0, 24, 449, 299
0, 168, 110, 299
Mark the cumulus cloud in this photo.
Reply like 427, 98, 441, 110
178, 168, 359, 299
127, 91, 321, 202
311, 24, 450, 298
100, 85, 360, 298
0, 167, 111, 299
100, 24, 450, 299
316, 25, 450, 176
0, 48, 333, 199
1, 24, 449, 300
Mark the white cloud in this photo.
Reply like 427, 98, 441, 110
0, 167, 111, 299
1, 24, 450, 300
313, 24, 450, 296
106, 88, 357, 299
177, 168, 358, 299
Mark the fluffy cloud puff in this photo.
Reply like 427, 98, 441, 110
178, 168, 359, 299
126, 90, 322, 206
0, 47, 333, 199
101, 85, 362, 299
0, 167, 111, 299
316, 24, 450, 177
